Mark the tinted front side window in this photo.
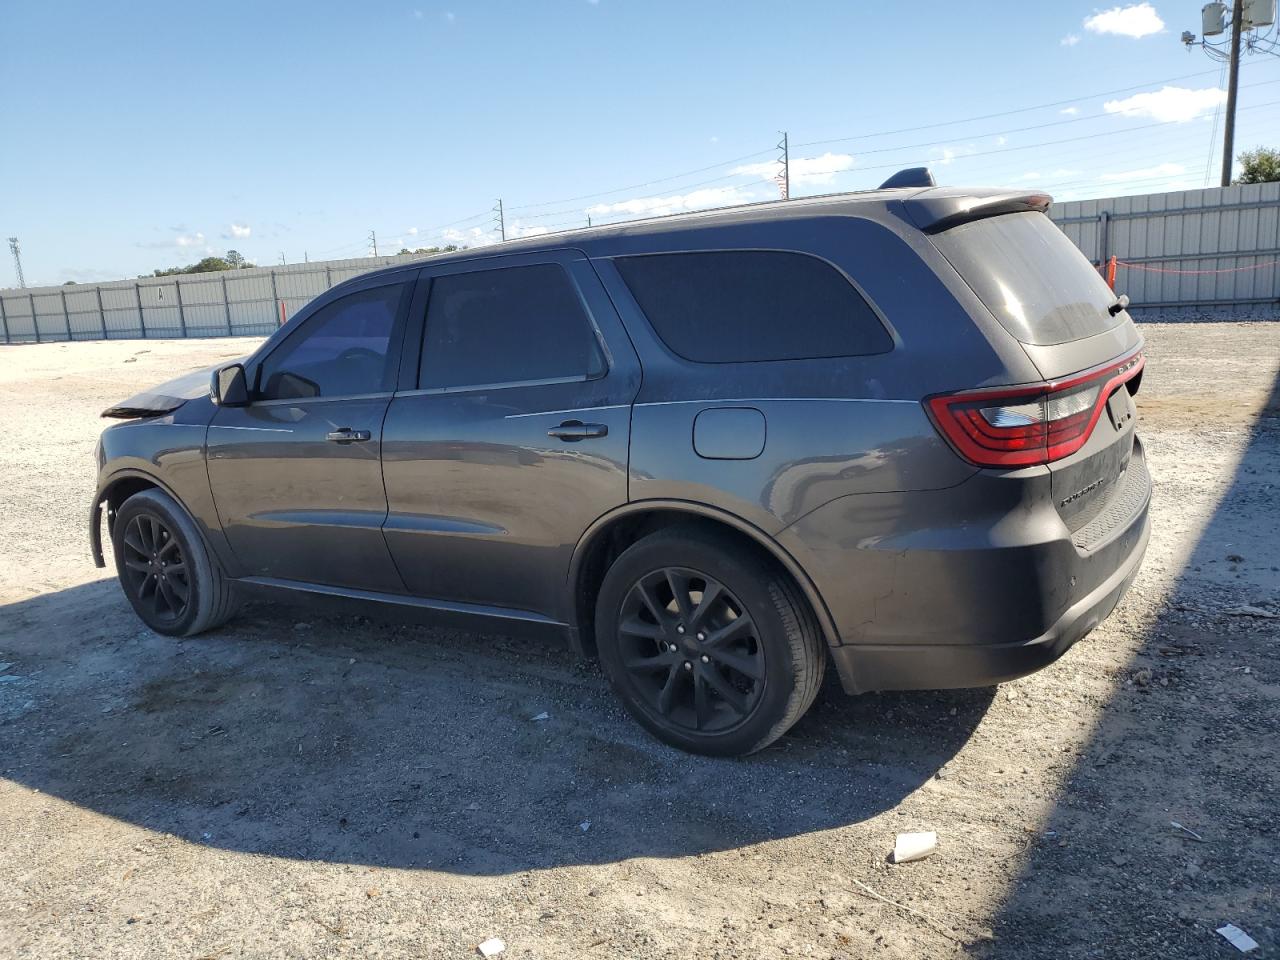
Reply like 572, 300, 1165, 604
419, 263, 606, 390
614, 250, 892, 363
258, 284, 405, 400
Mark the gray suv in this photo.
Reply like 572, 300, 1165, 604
90, 183, 1150, 756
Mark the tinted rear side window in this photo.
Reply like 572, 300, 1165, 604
614, 251, 892, 363
931, 212, 1124, 346
419, 264, 606, 390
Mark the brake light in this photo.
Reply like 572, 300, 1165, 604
926, 350, 1144, 468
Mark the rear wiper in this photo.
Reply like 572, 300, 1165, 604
1108, 294, 1130, 317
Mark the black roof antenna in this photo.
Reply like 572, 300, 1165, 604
879, 167, 937, 189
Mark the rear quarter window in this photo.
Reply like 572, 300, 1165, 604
614, 250, 892, 363
931, 211, 1125, 346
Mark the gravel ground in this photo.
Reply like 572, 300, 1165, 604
0, 324, 1277, 960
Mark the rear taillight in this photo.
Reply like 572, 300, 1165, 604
926, 350, 1144, 468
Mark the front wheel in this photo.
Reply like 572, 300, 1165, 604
111, 488, 238, 637
594, 526, 825, 756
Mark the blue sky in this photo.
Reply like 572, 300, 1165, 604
3, 0, 1279, 286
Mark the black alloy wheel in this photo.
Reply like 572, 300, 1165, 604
119, 512, 191, 625
617, 566, 765, 734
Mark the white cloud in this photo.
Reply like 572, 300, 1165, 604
1083, 3, 1164, 38
444, 10, 456, 22
996, 135, 1008, 146
732, 151, 855, 186
229, 222, 251, 238
1060, 106, 1080, 115
586, 185, 757, 218
407, 226, 419, 236
1098, 161, 1185, 181
1015, 168, 1083, 182
1061, 33, 1080, 46
931, 145, 977, 166
1103, 85, 1226, 122
442, 226, 498, 248
175, 232, 205, 248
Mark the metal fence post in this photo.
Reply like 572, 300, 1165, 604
269, 269, 279, 330
221, 274, 233, 335
174, 280, 187, 337
60, 289, 72, 340
324, 265, 332, 289
29, 292, 40, 343
1099, 210, 1111, 268
135, 283, 147, 339
94, 286, 107, 338
0, 296, 9, 344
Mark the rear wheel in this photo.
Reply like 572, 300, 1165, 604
111, 489, 238, 636
595, 526, 825, 756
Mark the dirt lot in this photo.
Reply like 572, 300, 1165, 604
1, 324, 1278, 960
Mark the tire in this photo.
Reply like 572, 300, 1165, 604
594, 525, 825, 756
110, 488, 239, 637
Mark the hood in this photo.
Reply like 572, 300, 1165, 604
101, 362, 235, 419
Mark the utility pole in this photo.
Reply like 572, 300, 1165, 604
368, 230, 378, 257
1221, 0, 1244, 186
7, 237, 25, 288
1182, 0, 1273, 186
279, 251, 286, 266
776, 132, 790, 200
493, 199, 506, 242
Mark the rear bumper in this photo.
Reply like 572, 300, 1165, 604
828, 505, 1148, 692
777, 438, 1152, 694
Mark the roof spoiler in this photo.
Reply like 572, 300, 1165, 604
902, 188, 1052, 234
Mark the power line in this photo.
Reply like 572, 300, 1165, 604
505, 146, 774, 211
792, 65, 1260, 148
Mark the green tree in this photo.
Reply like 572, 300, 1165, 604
1235, 147, 1280, 185
397, 244, 462, 256
148, 250, 255, 277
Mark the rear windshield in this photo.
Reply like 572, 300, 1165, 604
931, 212, 1124, 346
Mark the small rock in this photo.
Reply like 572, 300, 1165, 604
1133, 668, 1152, 687
477, 937, 505, 957
579, 820, 592, 832
529, 711, 550, 722
293, 622, 313, 631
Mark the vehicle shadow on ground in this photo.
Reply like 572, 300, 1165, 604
978, 361, 1280, 957
0, 579, 993, 876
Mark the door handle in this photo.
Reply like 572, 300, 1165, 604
326, 428, 372, 443
547, 420, 609, 441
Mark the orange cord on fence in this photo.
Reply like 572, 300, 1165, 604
1113, 257, 1280, 276
278, 300, 287, 326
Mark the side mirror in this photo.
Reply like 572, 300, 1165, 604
212, 363, 249, 406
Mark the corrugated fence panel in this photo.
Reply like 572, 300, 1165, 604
1048, 181, 1280, 321
3, 186, 1277, 342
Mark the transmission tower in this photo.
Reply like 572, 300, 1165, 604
775, 132, 790, 200
7, 237, 25, 288
493, 199, 506, 242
